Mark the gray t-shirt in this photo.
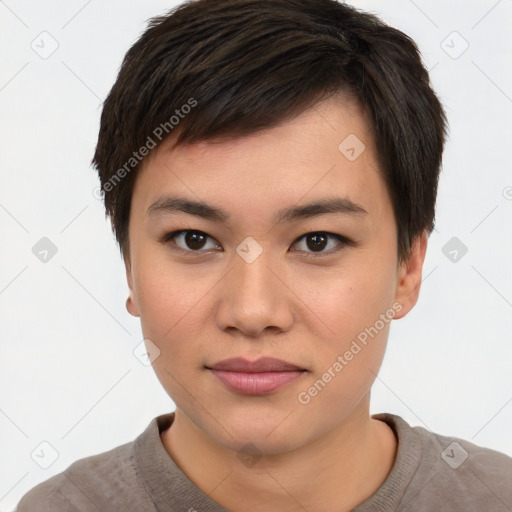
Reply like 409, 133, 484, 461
16, 412, 512, 511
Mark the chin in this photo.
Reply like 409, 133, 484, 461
207, 410, 309, 455
225, 430, 302, 457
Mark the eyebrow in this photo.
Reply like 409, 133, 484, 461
147, 195, 367, 224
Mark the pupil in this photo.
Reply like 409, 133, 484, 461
307, 233, 327, 251
186, 231, 206, 250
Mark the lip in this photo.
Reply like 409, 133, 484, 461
208, 357, 305, 373
206, 357, 307, 395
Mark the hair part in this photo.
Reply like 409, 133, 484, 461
92, 0, 447, 263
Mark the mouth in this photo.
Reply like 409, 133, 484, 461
205, 357, 308, 395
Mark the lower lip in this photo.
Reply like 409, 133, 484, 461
208, 369, 305, 395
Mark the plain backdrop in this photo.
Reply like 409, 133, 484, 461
1, 1, 511, 510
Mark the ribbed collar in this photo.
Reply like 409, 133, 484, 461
132, 413, 229, 511
353, 413, 424, 511
131, 412, 423, 511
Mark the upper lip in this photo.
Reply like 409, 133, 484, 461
207, 357, 306, 373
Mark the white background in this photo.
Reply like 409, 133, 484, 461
1, 1, 511, 510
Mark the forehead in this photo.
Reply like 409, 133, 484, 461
131, 96, 390, 226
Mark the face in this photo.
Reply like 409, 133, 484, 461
125, 95, 425, 454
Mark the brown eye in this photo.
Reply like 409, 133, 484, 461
305, 233, 328, 251
292, 231, 349, 255
184, 231, 207, 250
164, 230, 221, 252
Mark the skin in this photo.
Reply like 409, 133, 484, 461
125, 94, 427, 512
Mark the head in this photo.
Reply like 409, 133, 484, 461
92, 0, 446, 453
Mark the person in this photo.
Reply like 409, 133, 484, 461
16, 0, 512, 510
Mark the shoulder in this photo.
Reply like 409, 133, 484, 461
419, 422, 512, 476
386, 414, 512, 510
15, 440, 153, 512
427, 431, 512, 510
428, 427, 512, 482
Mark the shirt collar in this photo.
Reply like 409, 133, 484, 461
132, 411, 423, 512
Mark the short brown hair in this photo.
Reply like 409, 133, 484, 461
92, 0, 447, 262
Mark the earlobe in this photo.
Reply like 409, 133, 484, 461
126, 295, 140, 317
124, 257, 141, 318
393, 231, 428, 320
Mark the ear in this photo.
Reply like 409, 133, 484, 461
393, 231, 428, 319
124, 254, 140, 318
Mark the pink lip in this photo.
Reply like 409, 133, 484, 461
206, 357, 307, 395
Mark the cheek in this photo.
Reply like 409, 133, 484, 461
295, 268, 395, 408
298, 254, 397, 393
133, 260, 215, 403
134, 254, 221, 359
301, 255, 397, 339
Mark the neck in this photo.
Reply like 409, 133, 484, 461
161, 396, 397, 512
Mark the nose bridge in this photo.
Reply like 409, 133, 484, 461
214, 237, 293, 336
234, 246, 274, 300
232, 235, 276, 293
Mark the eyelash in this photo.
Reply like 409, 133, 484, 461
160, 229, 352, 257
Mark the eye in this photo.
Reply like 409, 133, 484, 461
162, 230, 221, 252
291, 231, 349, 255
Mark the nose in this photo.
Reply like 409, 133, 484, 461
214, 247, 294, 338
